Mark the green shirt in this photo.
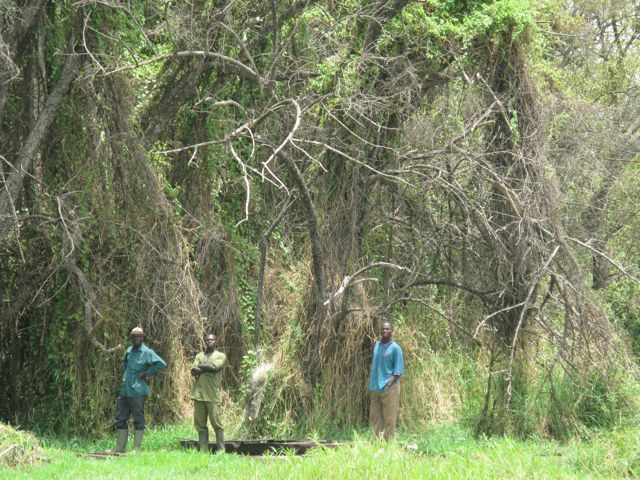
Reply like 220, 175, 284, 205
191, 350, 226, 403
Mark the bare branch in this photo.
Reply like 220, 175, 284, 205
506, 246, 560, 407
104, 50, 262, 85
324, 261, 411, 306
568, 236, 640, 284
61, 262, 123, 354
293, 138, 414, 186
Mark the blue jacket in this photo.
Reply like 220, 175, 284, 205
119, 343, 167, 397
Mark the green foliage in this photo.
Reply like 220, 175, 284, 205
308, 56, 342, 94
148, 148, 184, 217
569, 428, 640, 478
540, 369, 638, 439
419, 0, 536, 48
598, 280, 640, 356
237, 246, 259, 336
238, 349, 258, 400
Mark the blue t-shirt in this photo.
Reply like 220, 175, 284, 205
368, 340, 404, 393
119, 343, 167, 397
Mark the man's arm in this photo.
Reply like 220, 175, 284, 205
140, 349, 168, 379
197, 353, 226, 373
197, 363, 218, 373
191, 353, 202, 377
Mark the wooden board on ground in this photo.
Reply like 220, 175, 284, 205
77, 451, 127, 459
179, 438, 343, 455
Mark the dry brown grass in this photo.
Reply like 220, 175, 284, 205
398, 328, 464, 427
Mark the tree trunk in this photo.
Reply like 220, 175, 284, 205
0, 50, 79, 242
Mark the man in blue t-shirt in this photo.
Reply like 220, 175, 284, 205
369, 320, 404, 441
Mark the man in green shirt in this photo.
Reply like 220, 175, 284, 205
113, 326, 167, 453
191, 333, 226, 452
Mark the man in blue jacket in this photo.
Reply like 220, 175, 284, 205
113, 326, 167, 452
369, 320, 404, 441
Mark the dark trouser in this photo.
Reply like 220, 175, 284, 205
115, 395, 146, 430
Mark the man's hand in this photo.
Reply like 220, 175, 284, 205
385, 376, 399, 390
191, 367, 202, 377
137, 371, 148, 379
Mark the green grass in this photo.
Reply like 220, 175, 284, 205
2, 424, 639, 479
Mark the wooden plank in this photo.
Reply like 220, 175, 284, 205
179, 439, 342, 455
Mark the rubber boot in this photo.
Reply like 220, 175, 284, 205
114, 428, 128, 453
215, 429, 225, 453
133, 429, 144, 452
198, 430, 209, 453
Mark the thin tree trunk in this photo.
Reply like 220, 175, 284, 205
0, 51, 79, 241
254, 196, 294, 361
278, 148, 325, 300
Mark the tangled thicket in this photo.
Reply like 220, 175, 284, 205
0, 0, 639, 437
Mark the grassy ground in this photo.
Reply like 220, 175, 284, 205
2, 424, 639, 479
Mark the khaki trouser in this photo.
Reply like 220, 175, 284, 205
194, 400, 223, 433
369, 382, 400, 441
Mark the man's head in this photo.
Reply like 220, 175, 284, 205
380, 321, 393, 343
204, 333, 218, 352
131, 326, 144, 347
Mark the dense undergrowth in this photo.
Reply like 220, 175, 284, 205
1, 0, 639, 444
